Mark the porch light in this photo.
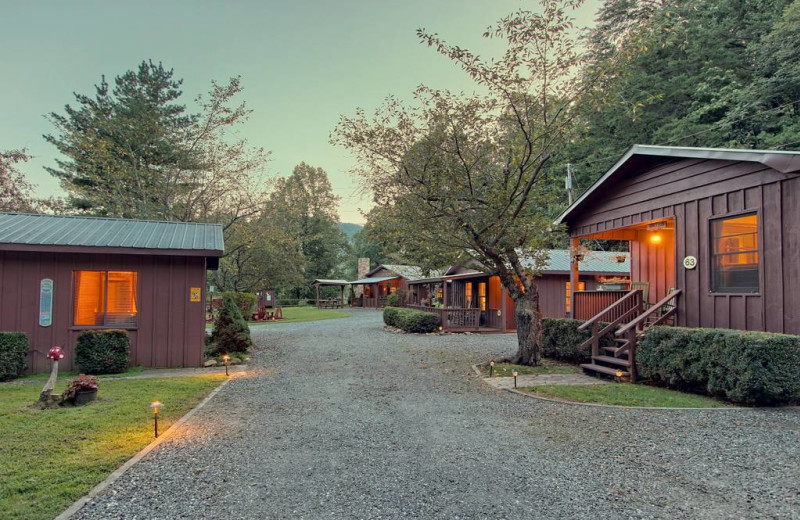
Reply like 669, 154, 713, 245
150, 401, 162, 438
649, 232, 662, 245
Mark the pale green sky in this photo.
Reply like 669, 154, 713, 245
0, 0, 600, 223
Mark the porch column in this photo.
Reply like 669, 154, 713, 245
501, 284, 508, 332
315, 284, 320, 308
570, 236, 580, 319
340, 285, 345, 307
442, 281, 449, 330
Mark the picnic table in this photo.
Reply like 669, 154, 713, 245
317, 299, 343, 309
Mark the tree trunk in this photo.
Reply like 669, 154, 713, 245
512, 285, 543, 366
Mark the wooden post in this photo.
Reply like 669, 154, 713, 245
500, 284, 508, 332
315, 284, 320, 308
340, 285, 345, 307
442, 281, 449, 330
570, 236, 580, 319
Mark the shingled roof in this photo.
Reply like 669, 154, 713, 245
0, 213, 224, 256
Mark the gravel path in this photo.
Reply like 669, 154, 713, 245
73, 310, 799, 519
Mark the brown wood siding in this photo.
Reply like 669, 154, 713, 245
0, 251, 207, 373
570, 158, 800, 334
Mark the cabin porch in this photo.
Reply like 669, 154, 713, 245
350, 276, 401, 308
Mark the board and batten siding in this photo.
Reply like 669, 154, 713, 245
0, 250, 208, 373
569, 157, 800, 335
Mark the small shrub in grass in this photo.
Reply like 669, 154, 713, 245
209, 295, 253, 355
75, 330, 130, 374
383, 306, 439, 333
385, 289, 406, 307
540, 318, 614, 364
638, 326, 800, 405
0, 332, 29, 381
221, 291, 257, 318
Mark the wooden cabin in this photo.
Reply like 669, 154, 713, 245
0, 213, 223, 373
555, 145, 800, 379
350, 264, 433, 308
407, 250, 630, 333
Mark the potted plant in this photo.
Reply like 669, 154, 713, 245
615, 254, 627, 263
62, 374, 99, 405
571, 244, 589, 262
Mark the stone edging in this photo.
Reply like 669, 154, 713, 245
470, 363, 767, 411
53, 377, 233, 520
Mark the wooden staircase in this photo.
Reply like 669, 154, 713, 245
578, 289, 681, 382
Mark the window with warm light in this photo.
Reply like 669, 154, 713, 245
465, 282, 473, 308
710, 213, 759, 293
73, 271, 138, 326
478, 283, 487, 311
565, 281, 585, 314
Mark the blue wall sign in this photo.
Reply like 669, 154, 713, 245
39, 279, 54, 327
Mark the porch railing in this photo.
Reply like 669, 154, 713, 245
573, 290, 632, 321
407, 305, 481, 330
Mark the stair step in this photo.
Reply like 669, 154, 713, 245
580, 363, 629, 377
591, 355, 631, 367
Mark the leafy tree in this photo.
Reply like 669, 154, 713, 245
0, 150, 38, 212
267, 162, 349, 297
333, 1, 595, 365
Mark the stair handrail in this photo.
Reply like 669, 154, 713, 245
577, 289, 642, 331
616, 289, 682, 336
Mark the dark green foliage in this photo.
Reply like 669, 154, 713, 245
638, 326, 800, 405
0, 332, 29, 381
383, 306, 439, 333
385, 290, 406, 308
210, 295, 253, 355
75, 330, 130, 374
540, 318, 614, 364
221, 291, 257, 318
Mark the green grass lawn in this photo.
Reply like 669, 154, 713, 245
206, 306, 348, 328
0, 374, 225, 520
485, 359, 580, 377
524, 383, 728, 408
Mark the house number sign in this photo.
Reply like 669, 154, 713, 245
39, 279, 54, 327
683, 256, 698, 270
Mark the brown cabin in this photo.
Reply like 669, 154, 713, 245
407, 250, 631, 333
555, 145, 800, 380
349, 264, 426, 308
0, 213, 224, 373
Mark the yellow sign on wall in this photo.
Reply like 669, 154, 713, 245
190, 287, 202, 302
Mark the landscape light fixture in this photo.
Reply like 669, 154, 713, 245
489, 361, 495, 377
513, 371, 519, 388
615, 370, 624, 379
150, 401, 162, 438
222, 354, 230, 376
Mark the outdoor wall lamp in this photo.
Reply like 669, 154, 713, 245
649, 232, 663, 245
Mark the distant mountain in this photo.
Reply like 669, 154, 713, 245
339, 222, 363, 242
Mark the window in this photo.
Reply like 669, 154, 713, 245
74, 271, 138, 326
478, 283, 487, 311
565, 281, 585, 315
465, 282, 473, 308
710, 213, 759, 293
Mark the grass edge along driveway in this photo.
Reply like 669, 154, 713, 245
0, 374, 226, 520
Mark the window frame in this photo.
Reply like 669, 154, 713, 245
708, 210, 761, 295
71, 269, 140, 330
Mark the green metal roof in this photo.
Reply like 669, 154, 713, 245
0, 213, 224, 255
349, 276, 400, 285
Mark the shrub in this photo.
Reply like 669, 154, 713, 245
221, 291, 257, 318
540, 318, 614, 364
75, 330, 130, 374
0, 332, 29, 381
383, 306, 439, 333
385, 289, 406, 307
638, 326, 800, 405
62, 374, 99, 401
210, 295, 253, 355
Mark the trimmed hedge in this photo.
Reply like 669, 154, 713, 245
0, 332, 29, 381
541, 318, 614, 364
221, 291, 258, 318
383, 306, 440, 333
75, 330, 130, 374
638, 326, 800, 405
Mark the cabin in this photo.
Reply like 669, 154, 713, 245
350, 264, 435, 308
407, 250, 631, 332
0, 213, 224, 373
556, 145, 800, 379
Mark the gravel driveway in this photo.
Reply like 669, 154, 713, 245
73, 310, 799, 519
